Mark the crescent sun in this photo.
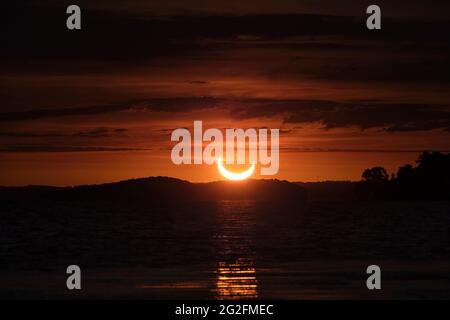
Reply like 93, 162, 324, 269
217, 157, 255, 181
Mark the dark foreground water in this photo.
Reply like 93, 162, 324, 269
1, 200, 450, 299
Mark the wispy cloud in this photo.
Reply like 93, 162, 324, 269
0, 145, 149, 153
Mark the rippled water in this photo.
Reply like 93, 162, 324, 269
213, 201, 259, 299
1, 200, 450, 299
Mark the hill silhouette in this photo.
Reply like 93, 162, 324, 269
0, 177, 307, 203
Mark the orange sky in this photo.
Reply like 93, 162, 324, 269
1, 1, 449, 186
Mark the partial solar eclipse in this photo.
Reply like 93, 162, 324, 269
217, 157, 255, 181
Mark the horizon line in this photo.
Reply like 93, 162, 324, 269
0, 175, 361, 189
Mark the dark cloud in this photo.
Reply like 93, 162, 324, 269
73, 127, 128, 138
1, 3, 448, 87
0, 145, 148, 153
0, 104, 125, 122
285, 103, 450, 132
19, 0, 450, 19
2, 4, 449, 65
0, 132, 66, 138
184, 80, 209, 85
0, 97, 220, 122
280, 147, 450, 153
0, 127, 128, 138
1, 3, 449, 133
113, 128, 128, 134
232, 99, 450, 132
1, 97, 450, 132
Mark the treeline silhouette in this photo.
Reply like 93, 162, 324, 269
356, 151, 450, 201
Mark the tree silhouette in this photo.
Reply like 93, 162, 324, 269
357, 151, 450, 200
396, 164, 414, 181
362, 167, 389, 182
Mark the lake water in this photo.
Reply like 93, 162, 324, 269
1, 200, 450, 299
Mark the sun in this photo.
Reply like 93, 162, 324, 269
217, 157, 255, 181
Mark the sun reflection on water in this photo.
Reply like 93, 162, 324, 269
213, 200, 259, 299
214, 259, 258, 299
